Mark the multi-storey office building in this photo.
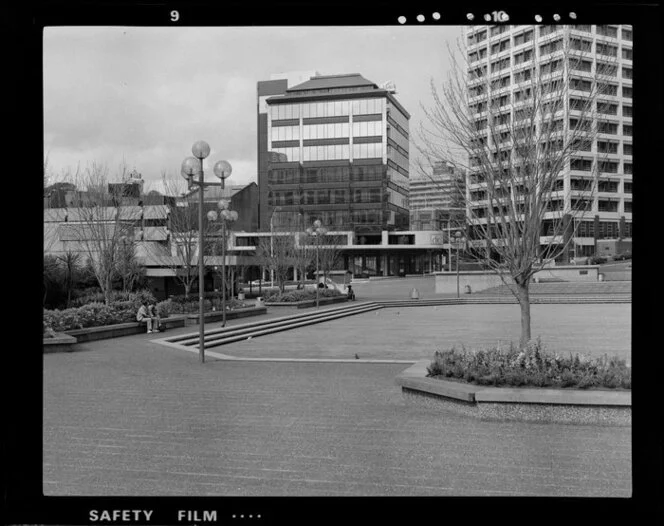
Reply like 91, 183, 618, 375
257, 73, 411, 240
409, 162, 464, 211
409, 162, 466, 231
465, 24, 632, 259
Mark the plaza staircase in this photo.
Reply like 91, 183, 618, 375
168, 301, 381, 350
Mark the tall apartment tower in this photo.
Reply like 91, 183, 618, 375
257, 72, 410, 237
465, 25, 633, 259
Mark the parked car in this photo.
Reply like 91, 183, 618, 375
613, 252, 632, 261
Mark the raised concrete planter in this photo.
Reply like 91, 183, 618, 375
43, 332, 78, 353
265, 296, 348, 309
396, 360, 631, 426
65, 315, 187, 342
434, 266, 601, 294
185, 306, 267, 323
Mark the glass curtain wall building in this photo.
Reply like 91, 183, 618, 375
257, 73, 410, 238
465, 24, 632, 260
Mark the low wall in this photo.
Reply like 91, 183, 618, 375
434, 266, 601, 293
534, 265, 599, 282
265, 296, 348, 309
396, 360, 631, 426
185, 306, 267, 323
434, 271, 503, 294
43, 333, 78, 353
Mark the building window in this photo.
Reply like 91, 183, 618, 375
596, 25, 618, 38
622, 28, 633, 41
490, 57, 511, 73
624, 163, 633, 174
622, 86, 633, 98
623, 143, 632, 156
624, 201, 632, 213
570, 25, 592, 33
598, 201, 618, 213
570, 59, 592, 72
623, 125, 633, 136
622, 48, 633, 60
598, 180, 619, 192
570, 158, 593, 171
570, 38, 592, 52
596, 62, 618, 77
539, 25, 559, 37
539, 38, 563, 56
623, 105, 632, 118
596, 43, 618, 57
598, 121, 619, 135
490, 25, 508, 37
513, 30, 533, 46
570, 77, 592, 92
597, 82, 618, 96
624, 182, 632, 193
598, 161, 619, 173
597, 140, 618, 154
597, 101, 618, 115
622, 67, 633, 80
513, 49, 533, 66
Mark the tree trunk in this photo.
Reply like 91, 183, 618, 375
514, 280, 532, 348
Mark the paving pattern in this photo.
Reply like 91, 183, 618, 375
44, 327, 632, 496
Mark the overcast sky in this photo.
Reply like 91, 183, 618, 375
44, 25, 464, 193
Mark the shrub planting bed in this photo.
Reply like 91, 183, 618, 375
427, 338, 631, 390
264, 289, 347, 308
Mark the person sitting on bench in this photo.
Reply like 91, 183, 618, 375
136, 301, 154, 333
347, 285, 355, 301
147, 301, 162, 332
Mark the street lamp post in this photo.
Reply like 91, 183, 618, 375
306, 219, 328, 309
181, 140, 232, 363
208, 199, 238, 328
454, 230, 466, 298
269, 206, 281, 288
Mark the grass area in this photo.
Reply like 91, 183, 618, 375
220, 304, 631, 363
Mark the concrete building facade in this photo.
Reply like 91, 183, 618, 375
465, 24, 633, 260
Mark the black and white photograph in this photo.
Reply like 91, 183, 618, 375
5, 1, 663, 524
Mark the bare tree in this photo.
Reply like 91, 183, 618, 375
116, 240, 145, 293
160, 170, 215, 299
255, 233, 297, 293
56, 250, 83, 307
63, 161, 138, 304
417, 27, 614, 346
292, 231, 316, 288
309, 233, 345, 284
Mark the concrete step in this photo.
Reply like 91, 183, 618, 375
168, 301, 377, 344
201, 303, 382, 349
200, 303, 380, 346
173, 302, 381, 349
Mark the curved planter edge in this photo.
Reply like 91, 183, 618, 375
396, 360, 631, 426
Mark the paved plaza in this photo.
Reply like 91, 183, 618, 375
43, 299, 632, 497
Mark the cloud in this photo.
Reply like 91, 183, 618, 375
44, 25, 464, 191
